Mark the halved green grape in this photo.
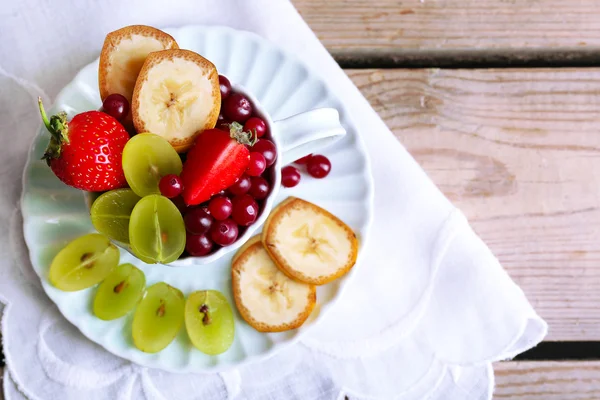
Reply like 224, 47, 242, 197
132, 282, 184, 353
122, 133, 183, 197
49, 233, 119, 291
185, 290, 235, 355
93, 263, 146, 320
91, 189, 141, 244
129, 194, 185, 264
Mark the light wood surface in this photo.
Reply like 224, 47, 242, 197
495, 361, 600, 399
346, 68, 600, 341
295, 0, 600, 55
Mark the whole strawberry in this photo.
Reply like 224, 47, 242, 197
39, 98, 129, 191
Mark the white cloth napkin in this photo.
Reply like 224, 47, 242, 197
0, 0, 547, 399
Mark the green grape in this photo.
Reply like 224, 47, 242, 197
185, 290, 235, 355
93, 263, 145, 320
132, 282, 184, 353
129, 194, 185, 264
91, 189, 141, 244
122, 133, 182, 197
49, 233, 119, 291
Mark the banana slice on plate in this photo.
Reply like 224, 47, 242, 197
232, 236, 316, 332
263, 197, 358, 285
132, 49, 221, 153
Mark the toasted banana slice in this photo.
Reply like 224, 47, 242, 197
131, 49, 220, 152
263, 197, 358, 285
98, 25, 179, 119
232, 236, 316, 332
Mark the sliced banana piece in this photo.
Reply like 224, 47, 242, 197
232, 236, 316, 332
98, 25, 178, 120
132, 49, 220, 153
263, 197, 358, 285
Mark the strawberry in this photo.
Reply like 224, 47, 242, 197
38, 98, 129, 192
181, 123, 254, 205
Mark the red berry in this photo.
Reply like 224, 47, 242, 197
184, 207, 213, 235
248, 176, 270, 200
231, 194, 259, 226
219, 75, 232, 100
252, 139, 277, 167
222, 93, 252, 123
307, 154, 331, 178
228, 175, 251, 195
171, 196, 189, 214
247, 152, 266, 176
294, 154, 313, 164
102, 94, 130, 121
282, 166, 301, 187
210, 218, 239, 246
159, 174, 183, 198
244, 117, 267, 138
186, 233, 213, 256
208, 196, 233, 220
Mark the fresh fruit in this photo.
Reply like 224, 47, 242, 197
171, 196, 189, 215
102, 94, 130, 122
38, 99, 129, 192
294, 154, 312, 165
222, 93, 252, 123
132, 49, 221, 152
218, 75, 232, 100
228, 175, 251, 196
248, 176, 270, 200
243, 117, 267, 138
247, 152, 266, 177
252, 139, 277, 167
263, 197, 358, 285
184, 207, 213, 235
159, 174, 183, 198
185, 290, 235, 355
93, 263, 145, 320
49, 233, 119, 291
185, 233, 214, 256
91, 189, 141, 244
132, 282, 185, 353
281, 166, 301, 188
216, 119, 231, 132
232, 236, 316, 332
122, 133, 182, 197
307, 155, 331, 179
231, 194, 259, 226
180, 124, 254, 206
99, 25, 178, 123
210, 219, 239, 246
208, 196, 233, 221
129, 194, 186, 264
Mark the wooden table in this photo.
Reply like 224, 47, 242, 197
294, 0, 600, 398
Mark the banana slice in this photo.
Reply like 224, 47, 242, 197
131, 49, 221, 153
263, 197, 358, 285
98, 25, 179, 121
232, 236, 316, 332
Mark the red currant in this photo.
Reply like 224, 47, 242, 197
208, 196, 233, 220
247, 152, 266, 176
102, 93, 130, 121
158, 174, 183, 198
222, 93, 252, 123
186, 233, 213, 256
307, 154, 331, 178
210, 218, 239, 246
294, 154, 313, 164
243, 117, 267, 138
228, 175, 251, 196
248, 176, 270, 200
219, 75, 232, 100
252, 139, 277, 167
282, 166, 301, 187
231, 194, 259, 226
184, 207, 213, 235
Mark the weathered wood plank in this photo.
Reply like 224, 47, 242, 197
495, 361, 600, 399
347, 68, 600, 341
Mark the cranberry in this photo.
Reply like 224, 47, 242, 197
219, 75, 232, 100
186, 233, 213, 256
307, 154, 331, 178
247, 152, 266, 177
294, 154, 313, 164
251, 139, 277, 167
184, 207, 213, 235
210, 218, 239, 246
231, 194, 259, 226
208, 196, 233, 220
102, 93, 130, 121
228, 175, 251, 196
243, 117, 267, 138
248, 176, 270, 200
282, 166, 301, 188
171, 196, 189, 214
222, 93, 252, 123
158, 174, 183, 198
216, 119, 231, 132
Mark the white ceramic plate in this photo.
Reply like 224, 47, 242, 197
21, 25, 374, 372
